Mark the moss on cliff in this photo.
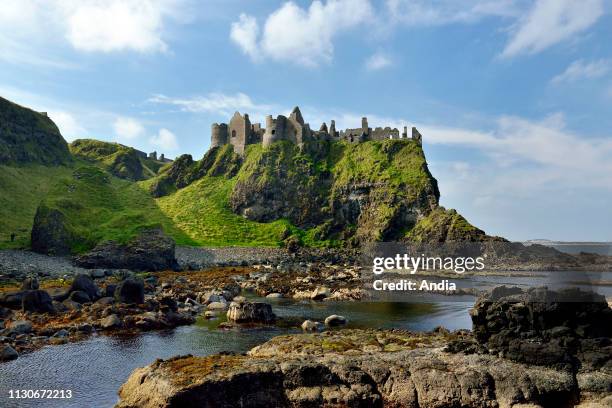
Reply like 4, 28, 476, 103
70, 139, 165, 181
404, 207, 485, 242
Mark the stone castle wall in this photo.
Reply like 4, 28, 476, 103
212, 107, 422, 153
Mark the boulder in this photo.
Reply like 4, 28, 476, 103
8, 320, 32, 335
0, 344, 18, 361
227, 301, 275, 323
101, 314, 121, 329
62, 299, 82, 311
310, 286, 330, 300
21, 290, 55, 313
207, 301, 228, 311
114, 277, 145, 304
324, 315, 347, 327
0, 290, 25, 309
74, 228, 180, 271
69, 274, 100, 300
30, 205, 76, 256
105, 284, 117, 298
0, 306, 12, 319
68, 290, 91, 304
469, 286, 612, 369
266, 293, 284, 299
95, 297, 115, 306
21, 277, 39, 290
301, 320, 323, 332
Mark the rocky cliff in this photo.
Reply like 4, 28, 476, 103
0, 96, 71, 165
150, 139, 488, 245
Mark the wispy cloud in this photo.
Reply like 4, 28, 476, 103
365, 52, 392, 71
385, 0, 521, 25
551, 59, 611, 84
149, 92, 275, 118
501, 0, 604, 58
150, 128, 179, 151
113, 117, 145, 142
230, 0, 374, 67
421, 113, 612, 189
47, 110, 86, 142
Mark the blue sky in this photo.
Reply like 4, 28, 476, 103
1, 0, 611, 242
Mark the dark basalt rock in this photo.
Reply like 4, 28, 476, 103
21, 290, 55, 313
68, 274, 100, 301
30, 205, 76, 256
0, 290, 25, 309
74, 228, 180, 272
468, 286, 612, 370
114, 276, 145, 304
68, 290, 91, 304
21, 277, 39, 290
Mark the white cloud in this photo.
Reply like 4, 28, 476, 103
150, 128, 179, 151
230, 0, 374, 67
365, 52, 392, 71
48, 110, 86, 142
0, 0, 189, 65
501, 0, 604, 58
551, 59, 611, 84
149, 92, 274, 118
230, 13, 260, 60
64, 0, 176, 53
113, 117, 145, 141
386, 0, 521, 25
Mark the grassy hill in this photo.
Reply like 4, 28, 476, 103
0, 95, 489, 252
70, 139, 169, 181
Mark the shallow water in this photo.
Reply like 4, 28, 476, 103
0, 299, 472, 408
1, 271, 609, 408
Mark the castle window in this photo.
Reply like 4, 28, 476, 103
231, 130, 236, 138
271, 130, 275, 135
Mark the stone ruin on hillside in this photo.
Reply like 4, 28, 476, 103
210, 106, 423, 154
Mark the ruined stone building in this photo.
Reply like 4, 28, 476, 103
210, 106, 422, 153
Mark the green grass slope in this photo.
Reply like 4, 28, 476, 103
39, 165, 196, 253
70, 139, 168, 181
0, 165, 74, 248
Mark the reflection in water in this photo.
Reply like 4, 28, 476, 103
0, 299, 472, 408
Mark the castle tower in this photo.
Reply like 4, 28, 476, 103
211, 123, 229, 148
412, 127, 422, 145
361, 117, 370, 139
263, 115, 279, 147
330, 120, 336, 137
229, 112, 251, 154
319, 122, 328, 133
402, 126, 408, 139
290, 106, 304, 125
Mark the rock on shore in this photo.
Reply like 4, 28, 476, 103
115, 329, 610, 408
75, 229, 179, 271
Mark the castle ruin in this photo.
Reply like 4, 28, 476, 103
210, 106, 422, 153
